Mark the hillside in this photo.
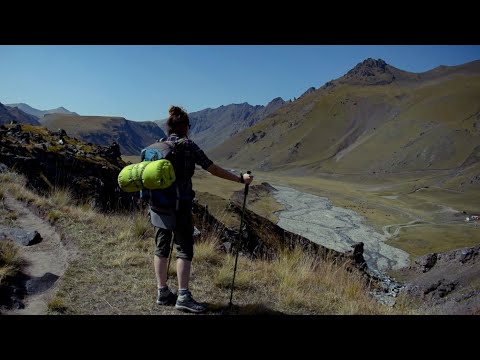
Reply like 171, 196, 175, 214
0, 123, 136, 211
206, 58, 480, 264
209, 59, 480, 193
40, 114, 166, 155
155, 98, 287, 151
6, 103, 78, 118
0, 130, 409, 314
0, 103, 40, 125
396, 244, 480, 315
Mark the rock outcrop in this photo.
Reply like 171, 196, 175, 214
0, 123, 138, 211
399, 244, 480, 314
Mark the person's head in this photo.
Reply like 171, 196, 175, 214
167, 105, 190, 136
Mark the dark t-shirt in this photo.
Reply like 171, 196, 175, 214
164, 134, 213, 201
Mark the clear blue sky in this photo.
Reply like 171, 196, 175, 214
1, 45, 479, 121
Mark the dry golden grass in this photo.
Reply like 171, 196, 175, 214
61, 205, 97, 224
47, 296, 69, 314
0, 240, 21, 287
0, 170, 414, 315
47, 210, 62, 223
4, 182, 37, 204
0, 171, 27, 186
47, 187, 74, 208
194, 234, 224, 267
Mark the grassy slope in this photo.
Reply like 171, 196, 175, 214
0, 172, 408, 315
40, 115, 165, 155
40, 115, 120, 133
209, 75, 480, 178
206, 71, 480, 259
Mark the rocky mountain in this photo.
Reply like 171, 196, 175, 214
335, 58, 419, 86
209, 58, 480, 193
6, 103, 78, 118
155, 97, 287, 151
0, 123, 136, 211
40, 114, 166, 156
399, 244, 480, 314
0, 102, 40, 125
300, 87, 316, 98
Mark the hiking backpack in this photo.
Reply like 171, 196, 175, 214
139, 138, 187, 211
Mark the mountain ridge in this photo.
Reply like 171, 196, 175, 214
208, 58, 480, 194
40, 114, 166, 155
6, 103, 79, 118
0, 102, 40, 125
155, 97, 288, 151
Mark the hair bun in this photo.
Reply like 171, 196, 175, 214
169, 106, 183, 116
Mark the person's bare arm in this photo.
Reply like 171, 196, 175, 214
206, 164, 254, 185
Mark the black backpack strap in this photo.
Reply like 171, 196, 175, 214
172, 138, 187, 153
175, 184, 180, 211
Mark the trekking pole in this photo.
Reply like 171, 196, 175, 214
229, 171, 251, 307
166, 234, 175, 282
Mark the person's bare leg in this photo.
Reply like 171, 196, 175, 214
177, 258, 191, 290
154, 255, 168, 288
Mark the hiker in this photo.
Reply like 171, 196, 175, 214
149, 105, 253, 313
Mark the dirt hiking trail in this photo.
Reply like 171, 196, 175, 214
1, 194, 72, 315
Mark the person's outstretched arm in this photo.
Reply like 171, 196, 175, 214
206, 164, 254, 185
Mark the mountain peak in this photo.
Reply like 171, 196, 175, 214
346, 58, 389, 77
267, 97, 285, 106
356, 58, 387, 70
339, 58, 399, 86
6, 103, 78, 117
300, 87, 316, 98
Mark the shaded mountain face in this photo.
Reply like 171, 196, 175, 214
209, 59, 480, 192
0, 102, 40, 125
155, 98, 287, 151
40, 114, 166, 156
6, 103, 79, 118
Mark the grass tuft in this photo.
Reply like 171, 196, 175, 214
48, 297, 69, 314
0, 241, 21, 287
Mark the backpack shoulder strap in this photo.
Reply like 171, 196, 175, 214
173, 138, 187, 150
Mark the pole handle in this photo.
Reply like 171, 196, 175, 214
244, 171, 251, 195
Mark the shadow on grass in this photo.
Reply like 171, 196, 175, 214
205, 302, 285, 315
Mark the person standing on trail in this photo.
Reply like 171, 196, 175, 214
148, 105, 254, 313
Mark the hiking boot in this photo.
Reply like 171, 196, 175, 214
156, 287, 177, 305
175, 290, 207, 313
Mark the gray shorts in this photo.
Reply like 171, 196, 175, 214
154, 208, 194, 261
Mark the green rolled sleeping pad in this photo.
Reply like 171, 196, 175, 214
118, 159, 176, 192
